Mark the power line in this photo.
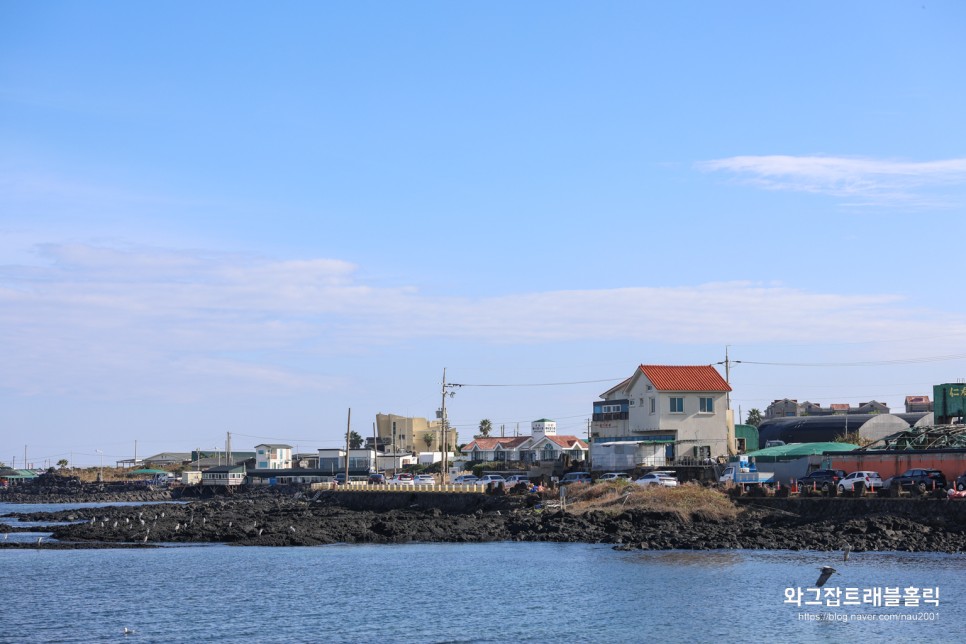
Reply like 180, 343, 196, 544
451, 377, 624, 387
735, 353, 966, 367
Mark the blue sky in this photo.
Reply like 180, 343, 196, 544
3, 1, 966, 467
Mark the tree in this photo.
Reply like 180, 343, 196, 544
745, 409, 762, 427
348, 430, 363, 449
57, 459, 69, 469
423, 433, 434, 449
478, 418, 492, 438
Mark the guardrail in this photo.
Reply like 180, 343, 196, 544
310, 481, 488, 493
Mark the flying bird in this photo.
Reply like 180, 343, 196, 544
816, 566, 837, 588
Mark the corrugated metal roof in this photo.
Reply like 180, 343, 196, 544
638, 365, 731, 392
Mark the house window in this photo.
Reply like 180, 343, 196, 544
670, 397, 684, 413
699, 397, 714, 413
649, 397, 656, 414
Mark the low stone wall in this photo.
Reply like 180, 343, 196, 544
322, 490, 521, 513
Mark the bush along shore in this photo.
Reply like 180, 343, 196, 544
1, 482, 964, 552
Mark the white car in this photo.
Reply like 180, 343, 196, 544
477, 474, 507, 487
634, 472, 678, 487
837, 471, 882, 493
598, 472, 631, 481
413, 474, 436, 486
388, 473, 415, 486
505, 475, 530, 486
452, 474, 479, 485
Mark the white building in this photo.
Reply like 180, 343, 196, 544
255, 444, 293, 470
591, 364, 732, 463
317, 448, 376, 474
461, 418, 588, 465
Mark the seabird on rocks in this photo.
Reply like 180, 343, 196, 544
816, 566, 837, 588
843, 542, 852, 562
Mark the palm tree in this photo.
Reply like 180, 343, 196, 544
423, 433, 434, 450
57, 459, 69, 469
348, 430, 364, 449
478, 418, 492, 438
745, 409, 762, 427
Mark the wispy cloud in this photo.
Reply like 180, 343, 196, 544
698, 155, 966, 207
1, 243, 961, 400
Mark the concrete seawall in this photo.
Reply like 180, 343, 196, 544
735, 496, 966, 523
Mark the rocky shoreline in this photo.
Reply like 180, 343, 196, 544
2, 486, 964, 553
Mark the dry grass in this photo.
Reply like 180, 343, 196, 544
560, 481, 739, 522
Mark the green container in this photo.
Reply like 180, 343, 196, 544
934, 383, 966, 423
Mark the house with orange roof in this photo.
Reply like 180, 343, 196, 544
461, 418, 589, 465
591, 364, 732, 465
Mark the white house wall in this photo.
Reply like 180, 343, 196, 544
597, 374, 729, 458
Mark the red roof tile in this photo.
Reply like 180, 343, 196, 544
545, 435, 588, 449
462, 437, 529, 451
637, 365, 731, 392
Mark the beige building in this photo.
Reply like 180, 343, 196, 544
592, 364, 732, 461
375, 413, 458, 454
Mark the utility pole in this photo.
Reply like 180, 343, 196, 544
372, 421, 378, 474
440, 368, 448, 484
344, 407, 351, 484
226, 431, 232, 465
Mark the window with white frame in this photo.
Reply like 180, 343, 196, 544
699, 397, 714, 413
670, 397, 684, 413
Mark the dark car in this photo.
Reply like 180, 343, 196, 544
956, 472, 966, 492
559, 472, 592, 485
368, 473, 386, 484
797, 469, 846, 491
888, 469, 947, 492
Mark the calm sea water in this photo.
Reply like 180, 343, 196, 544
1, 504, 963, 643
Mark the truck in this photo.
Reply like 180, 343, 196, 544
719, 456, 774, 486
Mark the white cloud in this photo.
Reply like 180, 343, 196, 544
1, 243, 962, 400
698, 155, 966, 207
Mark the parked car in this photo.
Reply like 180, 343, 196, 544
797, 470, 846, 491
956, 472, 966, 492
414, 474, 436, 486
453, 474, 479, 485
368, 473, 386, 484
477, 474, 507, 487
453, 474, 480, 485
598, 472, 631, 481
333, 473, 348, 484
888, 468, 947, 492
388, 473, 415, 486
837, 471, 882, 493
505, 475, 530, 486
634, 472, 678, 487
559, 472, 592, 485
